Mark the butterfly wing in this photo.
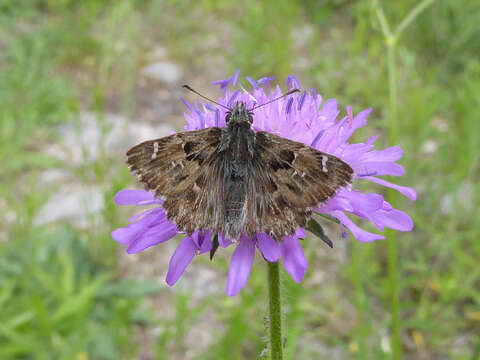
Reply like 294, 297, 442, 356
126, 127, 225, 234
126, 127, 353, 239
245, 131, 354, 238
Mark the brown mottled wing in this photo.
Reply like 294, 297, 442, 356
244, 131, 353, 238
126, 127, 224, 234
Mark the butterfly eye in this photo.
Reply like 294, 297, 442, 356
225, 112, 232, 123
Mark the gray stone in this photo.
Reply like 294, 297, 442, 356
48, 112, 175, 165
34, 185, 104, 227
141, 61, 182, 83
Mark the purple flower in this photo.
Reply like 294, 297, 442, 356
112, 71, 416, 296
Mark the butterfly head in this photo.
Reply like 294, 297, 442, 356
225, 102, 253, 125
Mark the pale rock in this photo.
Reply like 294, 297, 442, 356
34, 185, 104, 227
141, 61, 182, 84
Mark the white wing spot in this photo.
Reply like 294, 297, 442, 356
151, 142, 159, 160
321, 155, 328, 173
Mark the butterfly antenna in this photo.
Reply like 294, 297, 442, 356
251, 88, 300, 111
182, 85, 231, 110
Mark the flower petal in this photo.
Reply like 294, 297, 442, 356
126, 222, 177, 254
317, 191, 354, 213
364, 176, 417, 200
226, 236, 255, 296
280, 235, 308, 283
112, 208, 165, 245
286, 74, 301, 89
232, 69, 240, 86
114, 190, 156, 205
373, 206, 414, 232
218, 233, 233, 248
111, 227, 135, 245
246, 76, 259, 90
166, 236, 197, 286
194, 231, 213, 254
256, 233, 280, 262
331, 211, 384, 242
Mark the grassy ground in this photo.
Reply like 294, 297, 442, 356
1, 0, 479, 359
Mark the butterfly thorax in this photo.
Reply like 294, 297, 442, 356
219, 101, 256, 238
221, 102, 255, 161
225, 101, 253, 125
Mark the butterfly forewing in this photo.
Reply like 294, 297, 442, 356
126, 127, 221, 197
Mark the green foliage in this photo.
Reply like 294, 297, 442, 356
1, 0, 479, 358
0, 225, 161, 359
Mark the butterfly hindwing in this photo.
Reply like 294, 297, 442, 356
244, 131, 353, 238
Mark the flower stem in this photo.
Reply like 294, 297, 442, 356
268, 260, 283, 360
386, 31, 402, 360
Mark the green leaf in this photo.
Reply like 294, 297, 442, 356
52, 273, 110, 324
306, 219, 333, 248
210, 234, 219, 260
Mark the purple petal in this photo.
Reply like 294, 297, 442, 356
166, 236, 197, 286
111, 228, 135, 245
226, 236, 255, 296
218, 233, 233, 248
246, 76, 259, 90
343, 191, 384, 214
126, 222, 177, 254
361, 146, 403, 162
181, 98, 193, 113
280, 235, 308, 283
128, 207, 158, 223
232, 69, 240, 86
114, 190, 156, 205
212, 76, 233, 89
353, 108, 372, 128
331, 211, 384, 242
286, 74, 301, 89
112, 208, 166, 245
256, 233, 280, 262
285, 97, 294, 114
318, 99, 339, 122
310, 129, 325, 148
317, 192, 354, 213
215, 109, 220, 127
338, 108, 372, 144
227, 90, 241, 107
257, 76, 275, 87
364, 176, 417, 200
204, 103, 217, 111
309, 88, 320, 104
297, 90, 307, 110
190, 231, 213, 254
353, 162, 405, 177
373, 206, 414, 232
295, 228, 306, 238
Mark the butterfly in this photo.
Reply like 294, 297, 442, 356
126, 87, 353, 243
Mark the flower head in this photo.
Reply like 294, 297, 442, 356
112, 71, 416, 296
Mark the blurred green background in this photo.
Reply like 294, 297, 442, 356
1, 0, 479, 359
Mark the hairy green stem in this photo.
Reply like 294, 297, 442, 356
268, 261, 283, 360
